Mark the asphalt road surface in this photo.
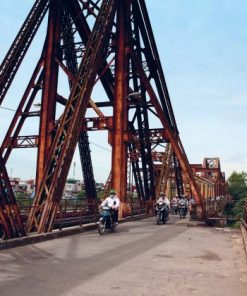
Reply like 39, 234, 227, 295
0, 215, 247, 296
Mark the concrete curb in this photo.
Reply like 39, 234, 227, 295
188, 219, 207, 227
241, 220, 247, 262
0, 214, 148, 250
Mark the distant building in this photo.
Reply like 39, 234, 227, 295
10, 178, 20, 192
25, 179, 35, 194
10, 178, 35, 196
64, 179, 83, 196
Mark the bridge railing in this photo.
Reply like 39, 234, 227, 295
126, 199, 147, 216
189, 196, 228, 220
0, 197, 147, 235
204, 196, 228, 218
243, 200, 247, 230
0, 197, 149, 239
16, 197, 100, 230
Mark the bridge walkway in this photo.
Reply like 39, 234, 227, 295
0, 216, 246, 296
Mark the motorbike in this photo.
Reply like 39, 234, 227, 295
98, 206, 116, 235
178, 203, 187, 218
155, 202, 169, 225
171, 203, 178, 215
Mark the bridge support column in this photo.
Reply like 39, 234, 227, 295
190, 204, 205, 220
36, 1, 61, 188
111, 1, 128, 219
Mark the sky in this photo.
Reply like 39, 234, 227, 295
0, 0, 247, 182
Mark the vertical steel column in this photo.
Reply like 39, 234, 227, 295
173, 153, 184, 198
61, 7, 97, 202
128, 134, 145, 201
36, 0, 62, 188
129, 2, 157, 202
112, 0, 128, 217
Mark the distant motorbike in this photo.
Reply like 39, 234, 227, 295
155, 202, 169, 225
178, 204, 187, 218
98, 206, 116, 235
171, 203, 178, 215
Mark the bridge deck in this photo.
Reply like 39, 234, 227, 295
0, 216, 246, 296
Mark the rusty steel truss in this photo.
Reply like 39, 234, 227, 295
191, 158, 228, 197
0, 0, 206, 238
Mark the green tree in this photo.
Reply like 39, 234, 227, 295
226, 171, 247, 221
15, 191, 26, 200
97, 189, 105, 202
78, 190, 86, 199
228, 171, 247, 201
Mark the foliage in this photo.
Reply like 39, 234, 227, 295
66, 178, 77, 184
78, 190, 86, 199
225, 171, 247, 226
15, 191, 27, 200
97, 189, 105, 201
228, 171, 247, 201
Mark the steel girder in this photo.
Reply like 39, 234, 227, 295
0, 0, 49, 105
191, 158, 228, 197
155, 144, 173, 197
36, 0, 62, 189
173, 152, 185, 198
0, 155, 26, 239
61, 6, 97, 201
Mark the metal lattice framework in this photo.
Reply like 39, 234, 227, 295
0, 155, 26, 239
0, 0, 206, 238
191, 158, 228, 197
154, 144, 173, 197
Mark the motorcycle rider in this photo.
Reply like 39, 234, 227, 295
188, 196, 196, 218
100, 189, 120, 224
156, 192, 170, 210
171, 195, 178, 214
156, 192, 170, 223
178, 195, 188, 216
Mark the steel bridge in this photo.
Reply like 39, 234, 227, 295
0, 0, 228, 240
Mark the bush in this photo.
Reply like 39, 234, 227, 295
225, 171, 247, 223
15, 192, 27, 200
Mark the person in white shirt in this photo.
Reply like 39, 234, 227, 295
178, 195, 188, 216
100, 189, 120, 223
171, 195, 178, 214
171, 196, 178, 205
178, 195, 187, 206
156, 192, 170, 210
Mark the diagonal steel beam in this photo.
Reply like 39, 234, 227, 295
0, 0, 49, 104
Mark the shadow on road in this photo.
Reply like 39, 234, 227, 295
0, 216, 187, 296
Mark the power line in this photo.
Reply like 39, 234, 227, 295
0, 105, 16, 112
89, 141, 111, 152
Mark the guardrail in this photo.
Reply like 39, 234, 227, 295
16, 196, 230, 222
189, 196, 228, 221
0, 197, 146, 239
205, 197, 228, 218
243, 200, 247, 230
